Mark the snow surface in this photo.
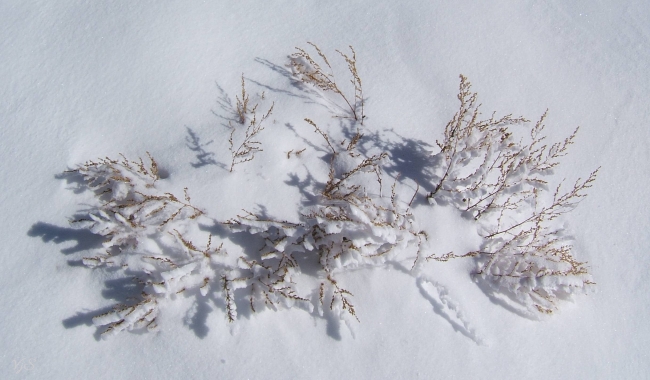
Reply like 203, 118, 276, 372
3, 0, 650, 378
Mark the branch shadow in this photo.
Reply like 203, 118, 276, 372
253, 58, 312, 100
59, 275, 147, 341
470, 275, 538, 320
55, 171, 89, 194
62, 308, 113, 341
385, 261, 484, 344
284, 170, 325, 208
28, 222, 104, 256
183, 295, 214, 339
346, 127, 438, 207
185, 126, 227, 170
212, 81, 240, 127
415, 277, 484, 345
323, 310, 343, 341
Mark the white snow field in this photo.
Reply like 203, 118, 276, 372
2, 1, 649, 378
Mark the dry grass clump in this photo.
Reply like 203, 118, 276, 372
58, 45, 599, 338
290, 42, 365, 124
229, 74, 274, 172
426, 75, 599, 315
235, 73, 250, 124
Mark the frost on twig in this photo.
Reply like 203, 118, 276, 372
66, 154, 203, 267
65, 154, 235, 337
426, 75, 599, 316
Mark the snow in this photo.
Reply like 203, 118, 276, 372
3, 0, 650, 378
